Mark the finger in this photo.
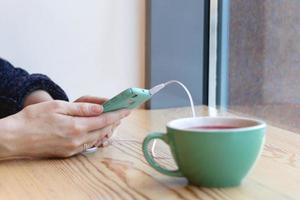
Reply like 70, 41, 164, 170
74, 126, 112, 153
85, 126, 112, 144
106, 129, 113, 139
74, 109, 130, 132
95, 135, 108, 147
54, 101, 103, 117
114, 120, 121, 127
107, 124, 116, 138
95, 136, 110, 148
74, 96, 108, 105
99, 137, 110, 148
105, 121, 120, 138
95, 138, 103, 147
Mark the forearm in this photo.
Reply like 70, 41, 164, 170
0, 58, 68, 117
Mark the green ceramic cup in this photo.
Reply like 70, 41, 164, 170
142, 116, 266, 187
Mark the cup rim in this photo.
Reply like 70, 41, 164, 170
167, 116, 266, 132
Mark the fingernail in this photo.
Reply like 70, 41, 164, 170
91, 105, 103, 114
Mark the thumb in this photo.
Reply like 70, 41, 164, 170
53, 101, 103, 117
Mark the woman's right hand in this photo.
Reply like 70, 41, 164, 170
0, 100, 130, 159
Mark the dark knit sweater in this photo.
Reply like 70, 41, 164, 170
0, 58, 68, 118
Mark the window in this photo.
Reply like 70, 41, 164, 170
220, 1, 300, 132
146, 0, 209, 109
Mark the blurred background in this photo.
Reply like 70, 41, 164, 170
228, 0, 300, 132
1, 0, 299, 133
0, 0, 145, 100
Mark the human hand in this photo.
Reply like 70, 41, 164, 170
74, 96, 124, 147
1, 100, 130, 159
23, 90, 53, 107
74, 96, 108, 105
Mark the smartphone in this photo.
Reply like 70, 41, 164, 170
103, 88, 151, 112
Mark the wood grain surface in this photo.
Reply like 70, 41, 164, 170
0, 106, 299, 200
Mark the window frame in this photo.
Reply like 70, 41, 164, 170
209, 0, 230, 109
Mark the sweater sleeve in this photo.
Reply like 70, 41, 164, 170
0, 58, 69, 118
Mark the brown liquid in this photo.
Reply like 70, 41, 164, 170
188, 125, 240, 130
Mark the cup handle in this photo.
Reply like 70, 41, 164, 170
142, 132, 183, 177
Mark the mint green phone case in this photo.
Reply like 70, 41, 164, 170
103, 88, 151, 112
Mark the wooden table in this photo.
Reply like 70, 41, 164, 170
0, 106, 299, 200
